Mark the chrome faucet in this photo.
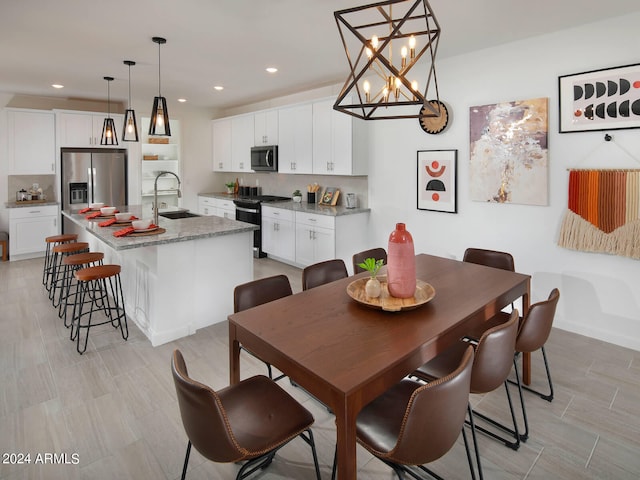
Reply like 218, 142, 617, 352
153, 171, 182, 224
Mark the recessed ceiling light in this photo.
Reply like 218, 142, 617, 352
178, 98, 187, 103
51, 84, 64, 89
266, 67, 278, 74
214, 85, 224, 91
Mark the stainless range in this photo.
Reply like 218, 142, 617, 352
233, 195, 290, 258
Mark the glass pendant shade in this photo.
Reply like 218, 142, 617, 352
149, 37, 171, 136
149, 96, 171, 136
100, 76, 118, 145
122, 60, 139, 142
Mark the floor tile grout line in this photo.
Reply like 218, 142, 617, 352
585, 434, 599, 468
609, 388, 619, 410
560, 394, 575, 419
523, 446, 544, 480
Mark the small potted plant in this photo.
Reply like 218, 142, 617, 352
292, 189, 302, 203
357, 257, 385, 298
225, 182, 235, 194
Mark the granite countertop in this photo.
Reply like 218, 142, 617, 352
198, 192, 370, 216
63, 205, 257, 251
5, 201, 59, 208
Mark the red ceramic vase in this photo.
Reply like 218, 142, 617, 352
387, 223, 416, 298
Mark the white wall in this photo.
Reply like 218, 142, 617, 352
367, 13, 640, 350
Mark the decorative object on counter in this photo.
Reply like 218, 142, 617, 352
319, 187, 340, 206
307, 183, 320, 204
100, 76, 118, 145
234, 178, 239, 194
333, 0, 442, 120
292, 190, 302, 203
16, 189, 30, 201
386, 223, 416, 298
347, 276, 435, 311
357, 257, 384, 298
149, 36, 171, 136
346, 193, 358, 208
225, 182, 235, 194
417, 149, 457, 213
148, 137, 169, 144
143, 154, 159, 160
419, 100, 449, 134
122, 60, 139, 142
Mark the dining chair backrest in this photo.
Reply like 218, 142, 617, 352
389, 345, 474, 465
516, 288, 560, 353
234, 274, 293, 312
463, 248, 515, 272
302, 259, 348, 290
171, 349, 243, 463
352, 247, 387, 274
471, 309, 519, 394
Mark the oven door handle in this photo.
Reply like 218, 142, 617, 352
235, 206, 260, 214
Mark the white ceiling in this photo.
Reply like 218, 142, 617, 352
2, 0, 640, 111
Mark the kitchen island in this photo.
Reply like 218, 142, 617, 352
63, 206, 257, 346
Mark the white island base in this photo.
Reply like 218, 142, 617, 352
64, 210, 254, 346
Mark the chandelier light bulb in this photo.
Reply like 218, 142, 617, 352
363, 80, 371, 102
409, 35, 416, 58
371, 35, 379, 49
411, 80, 418, 100
401, 46, 407, 68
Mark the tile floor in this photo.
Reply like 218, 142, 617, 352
0, 256, 639, 479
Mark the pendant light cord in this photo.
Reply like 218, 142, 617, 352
158, 41, 161, 97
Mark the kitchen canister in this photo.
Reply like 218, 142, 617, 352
386, 223, 416, 298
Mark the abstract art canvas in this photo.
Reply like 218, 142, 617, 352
417, 150, 457, 213
469, 97, 549, 206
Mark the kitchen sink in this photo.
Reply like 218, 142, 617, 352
158, 211, 201, 219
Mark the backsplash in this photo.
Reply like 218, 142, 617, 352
8, 174, 56, 202
216, 172, 368, 207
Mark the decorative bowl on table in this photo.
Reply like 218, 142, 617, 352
100, 206, 116, 216
115, 212, 132, 222
132, 219, 152, 231
90, 202, 105, 210
346, 276, 436, 312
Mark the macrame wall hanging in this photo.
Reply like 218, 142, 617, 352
558, 168, 640, 259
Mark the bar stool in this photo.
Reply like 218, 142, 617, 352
71, 264, 128, 354
43, 234, 78, 289
49, 242, 89, 305
58, 252, 105, 327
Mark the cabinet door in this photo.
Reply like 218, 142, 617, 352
212, 119, 232, 171
312, 226, 335, 263
330, 108, 353, 175
295, 223, 316, 267
254, 110, 278, 145
276, 218, 296, 262
231, 115, 254, 172
10, 208, 58, 257
312, 99, 333, 174
58, 112, 94, 147
7, 109, 55, 174
278, 104, 313, 174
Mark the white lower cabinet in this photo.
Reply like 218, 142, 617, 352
9, 205, 59, 260
198, 196, 216, 216
262, 206, 295, 263
295, 212, 335, 266
197, 196, 236, 218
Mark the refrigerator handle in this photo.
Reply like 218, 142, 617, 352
87, 167, 94, 203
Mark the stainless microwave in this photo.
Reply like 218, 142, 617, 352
251, 145, 278, 172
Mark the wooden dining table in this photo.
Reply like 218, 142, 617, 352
228, 253, 530, 479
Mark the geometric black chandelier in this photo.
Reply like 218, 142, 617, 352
122, 60, 139, 142
333, 0, 442, 120
100, 76, 118, 145
149, 36, 171, 136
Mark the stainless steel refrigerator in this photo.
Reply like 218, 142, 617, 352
61, 148, 128, 233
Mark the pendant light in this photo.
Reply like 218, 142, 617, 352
122, 60, 139, 142
149, 36, 171, 136
100, 76, 118, 145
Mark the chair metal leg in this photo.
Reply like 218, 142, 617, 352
181, 441, 191, 480
469, 381, 521, 450
467, 404, 482, 480
511, 356, 530, 441
509, 348, 554, 402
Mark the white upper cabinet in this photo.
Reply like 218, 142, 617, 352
5, 108, 56, 174
254, 110, 278, 146
278, 103, 313, 174
56, 110, 124, 148
231, 114, 254, 172
212, 118, 232, 172
312, 98, 368, 176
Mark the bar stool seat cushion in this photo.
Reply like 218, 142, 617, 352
75, 264, 121, 282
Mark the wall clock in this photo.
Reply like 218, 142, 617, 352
419, 100, 449, 134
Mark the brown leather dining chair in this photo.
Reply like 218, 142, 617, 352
333, 345, 477, 480
302, 258, 348, 290
234, 274, 293, 381
463, 247, 515, 271
414, 310, 520, 480
352, 247, 387, 274
171, 349, 321, 480
466, 288, 560, 442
